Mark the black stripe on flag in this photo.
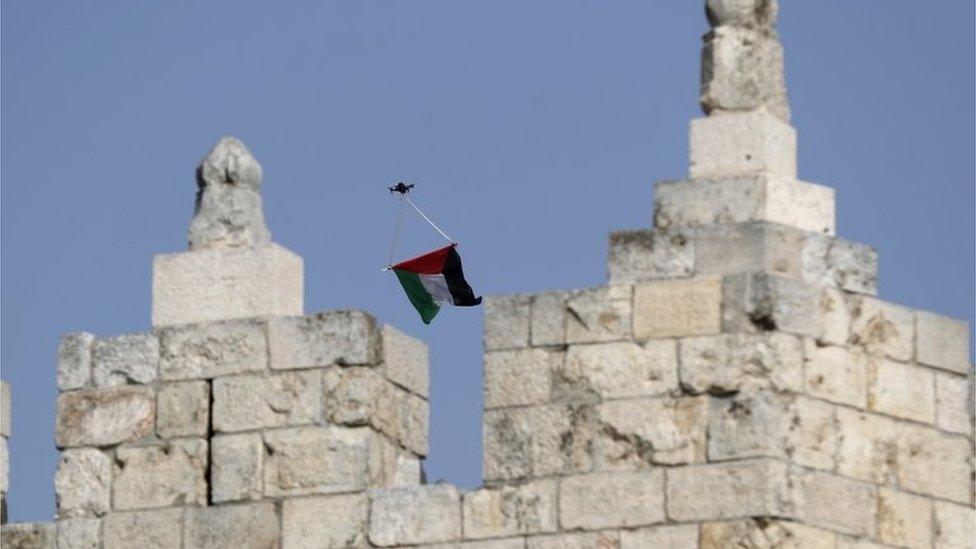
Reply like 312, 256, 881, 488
443, 247, 482, 307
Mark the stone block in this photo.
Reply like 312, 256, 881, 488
621, 525, 698, 549
693, 222, 803, 279
58, 333, 94, 391
820, 287, 851, 346
0, 522, 56, 549
396, 388, 429, 456
834, 407, 900, 485
633, 277, 721, 339
103, 509, 181, 549
559, 340, 677, 400
57, 518, 100, 549
369, 485, 462, 547
91, 333, 159, 387
421, 541, 525, 549
55, 386, 154, 448
269, 310, 379, 369
877, 488, 932, 549
393, 454, 421, 486
184, 503, 279, 549
706, 392, 793, 462
934, 500, 976, 549
936, 373, 971, 435
723, 272, 820, 337
484, 349, 552, 408
283, 493, 368, 549
700, 520, 836, 549
802, 233, 878, 295
211, 433, 263, 503
916, 311, 971, 375
804, 342, 868, 408
666, 459, 798, 521
802, 471, 877, 537
112, 439, 207, 510
789, 397, 839, 471
700, 22, 789, 120
213, 371, 320, 432
596, 396, 707, 468
484, 295, 531, 351
151, 243, 303, 327
678, 333, 803, 395
689, 110, 796, 179
382, 325, 429, 397
323, 367, 396, 433
868, 359, 935, 423
848, 296, 914, 361
158, 319, 267, 380
483, 404, 594, 482
527, 532, 619, 549
565, 286, 632, 344
530, 291, 568, 347
462, 480, 556, 539
896, 422, 972, 504
0, 380, 10, 438
607, 229, 694, 283
156, 380, 209, 438
1, 437, 7, 495
55, 449, 111, 518
559, 470, 665, 530
263, 426, 373, 497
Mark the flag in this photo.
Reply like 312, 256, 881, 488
392, 244, 481, 324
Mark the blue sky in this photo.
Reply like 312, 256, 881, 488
2, 2, 973, 521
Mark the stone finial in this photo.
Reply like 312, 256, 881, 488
188, 137, 271, 251
701, 0, 791, 122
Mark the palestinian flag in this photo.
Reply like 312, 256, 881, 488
392, 244, 482, 324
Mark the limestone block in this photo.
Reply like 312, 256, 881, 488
934, 500, 976, 549
1, 437, 7, 495
184, 503, 279, 549
57, 518, 100, 549
804, 342, 868, 408
152, 243, 303, 327
462, 480, 556, 539
802, 234, 878, 295
606, 229, 694, 283
103, 509, 181, 549
820, 287, 851, 346
689, 110, 796, 179
877, 488, 932, 549
484, 295, 530, 351
158, 319, 267, 380
678, 333, 803, 395
58, 333, 94, 391
263, 426, 373, 497
0, 380, 10, 438
369, 485, 462, 547
666, 459, 798, 521
367, 432, 399, 488
707, 392, 793, 461
323, 367, 396, 433
700, 520, 836, 549
530, 291, 568, 347
55, 449, 111, 518
527, 532, 619, 549
916, 311, 971, 374
700, 25, 789, 121
834, 407, 900, 485
483, 404, 594, 482
211, 433, 263, 503
654, 176, 835, 235
156, 380, 209, 438
283, 493, 368, 549
393, 454, 421, 486
621, 525, 698, 549
565, 286, 632, 344
936, 373, 972, 435
723, 272, 821, 337
419, 541, 525, 549
382, 325, 429, 397
802, 471, 877, 537
633, 277, 721, 339
269, 310, 379, 369
213, 371, 320, 432
867, 359, 935, 423
596, 396, 707, 468
396, 389, 429, 456
896, 422, 972, 504
484, 349, 552, 409
558, 340, 677, 401
91, 333, 159, 387
693, 222, 804, 279
112, 439, 207, 510
789, 397, 839, 471
848, 296, 914, 361
0, 522, 56, 549
55, 386, 154, 448
559, 470, 665, 529
835, 538, 888, 549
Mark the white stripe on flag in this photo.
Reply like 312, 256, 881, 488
418, 273, 453, 305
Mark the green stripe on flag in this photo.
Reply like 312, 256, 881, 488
394, 269, 441, 324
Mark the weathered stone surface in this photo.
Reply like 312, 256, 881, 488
820, 287, 851, 346
597, 396, 707, 468
55, 386, 154, 448
484, 350, 552, 409
834, 407, 899, 485
802, 234, 877, 295
396, 389, 429, 456
559, 340, 677, 400
184, 502, 279, 549
693, 222, 803, 279
607, 230, 694, 283
916, 311, 971, 375
700, 519, 836, 549
369, 485, 461, 547
382, 325, 429, 397
213, 371, 320, 432
484, 295, 531, 351
621, 525, 698, 549
91, 333, 159, 387
530, 291, 568, 347
707, 392, 793, 461
393, 454, 421, 486
58, 333, 94, 391
55, 449, 111, 518
936, 372, 971, 435
876, 488, 931, 549
283, 493, 368, 549
633, 278, 721, 339
0, 380, 10, 438
269, 310, 379, 369
705, 0, 779, 29
723, 273, 820, 337
113, 439, 207, 510
152, 243, 303, 327
565, 286, 632, 344
701, 26, 789, 121
804, 342, 867, 408
867, 359, 935, 423
789, 397, 838, 471
678, 333, 803, 395
323, 367, 395, 432
158, 319, 267, 380
1, 522, 56, 549
848, 297, 914, 362
559, 470, 664, 529
802, 471, 877, 537
211, 433, 263, 503
103, 509, 181, 549
896, 422, 972, 504
483, 404, 594, 481
462, 480, 556, 539
419, 541, 525, 549
666, 459, 797, 521
527, 532, 619, 549
156, 380, 209, 438
689, 111, 796, 179
934, 500, 976, 549
264, 426, 373, 497
57, 518, 100, 549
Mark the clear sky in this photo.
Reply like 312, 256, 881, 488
2, 2, 973, 521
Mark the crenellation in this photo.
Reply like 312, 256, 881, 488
58, 333, 95, 391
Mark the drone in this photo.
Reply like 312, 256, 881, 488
388, 182, 415, 195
